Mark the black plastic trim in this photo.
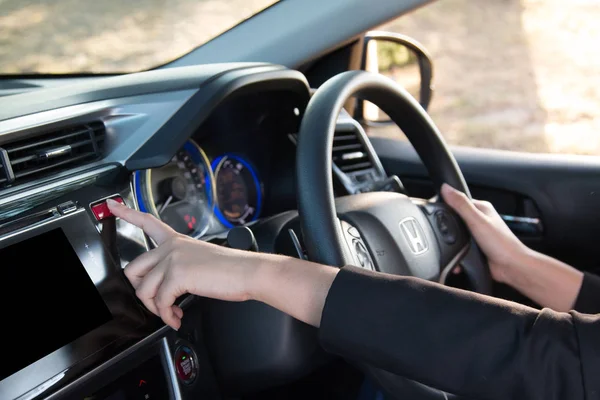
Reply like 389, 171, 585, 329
125, 67, 310, 170
0, 147, 14, 183
43, 329, 171, 399
0, 63, 274, 122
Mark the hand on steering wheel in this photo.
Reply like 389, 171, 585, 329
296, 70, 492, 294
441, 184, 530, 284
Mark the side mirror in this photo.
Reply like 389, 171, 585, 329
358, 31, 434, 123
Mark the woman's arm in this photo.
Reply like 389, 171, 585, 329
319, 266, 597, 400
498, 249, 585, 311
107, 199, 600, 399
441, 184, 585, 312
106, 198, 338, 329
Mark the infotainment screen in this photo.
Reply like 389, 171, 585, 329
0, 228, 112, 381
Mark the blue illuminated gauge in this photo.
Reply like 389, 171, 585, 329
134, 140, 216, 237
211, 154, 262, 228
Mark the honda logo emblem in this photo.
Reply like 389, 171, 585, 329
399, 217, 428, 255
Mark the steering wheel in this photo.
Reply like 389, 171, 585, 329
297, 70, 492, 295
296, 70, 491, 399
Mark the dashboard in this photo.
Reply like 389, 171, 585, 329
0, 63, 387, 400
132, 90, 301, 240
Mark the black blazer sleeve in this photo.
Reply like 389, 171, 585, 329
319, 266, 600, 400
574, 272, 600, 314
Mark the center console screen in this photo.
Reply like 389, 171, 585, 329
0, 228, 112, 381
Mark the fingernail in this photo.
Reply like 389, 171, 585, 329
106, 198, 120, 207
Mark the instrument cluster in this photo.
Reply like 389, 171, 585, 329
133, 139, 263, 238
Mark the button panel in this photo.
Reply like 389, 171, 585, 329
340, 220, 374, 271
90, 196, 125, 221
434, 210, 457, 245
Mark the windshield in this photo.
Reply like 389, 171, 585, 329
0, 0, 279, 75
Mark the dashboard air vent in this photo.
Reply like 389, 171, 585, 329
331, 129, 373, 173
0, 122, 105, 186
288, 128, 374, 174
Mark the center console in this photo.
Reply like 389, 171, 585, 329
0, 179, 220, 400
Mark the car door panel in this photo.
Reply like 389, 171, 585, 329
371, 137, 600, 272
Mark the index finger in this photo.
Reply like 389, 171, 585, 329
107, 199, 176, 245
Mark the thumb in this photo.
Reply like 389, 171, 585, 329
440, 183, 484, 229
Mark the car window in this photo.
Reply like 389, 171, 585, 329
367, 0, 600, 156
0, 0, 278, 74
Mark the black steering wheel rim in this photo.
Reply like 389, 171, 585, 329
296, 70, 491, 293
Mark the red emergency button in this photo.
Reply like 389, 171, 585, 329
91, 196, 125, 220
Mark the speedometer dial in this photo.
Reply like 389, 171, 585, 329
134, 140, 215, 237
212, 155, 262, 227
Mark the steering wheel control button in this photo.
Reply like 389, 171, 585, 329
421, 203, 438, 215
435, 210, 457, 245
174, 345, 198, 385
90, 196, 125, 221
347, 226, 361, 239
354, 240, 373, 270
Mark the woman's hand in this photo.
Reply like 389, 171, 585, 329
440, 184, 530, 283
107, 199, 263, 330
441, 184, 584, 311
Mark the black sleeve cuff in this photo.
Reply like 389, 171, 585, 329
574, 272, 600, 314
571, 311, 600, 399
319, 265, 379, 360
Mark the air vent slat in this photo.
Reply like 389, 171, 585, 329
13, 153, 98, 179
0, 121, 105, 187
340, 162, 373, 173
332, 129, 373, 174
332, 143, 363, 152
5, 129, 92, 153
333, 134, 358, 141
9, 154, 38, 165
333, 154, 369, 162
289, 129, 374, 175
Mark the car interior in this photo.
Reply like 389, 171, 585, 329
1, 0, 599, 399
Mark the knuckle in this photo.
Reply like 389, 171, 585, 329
155, 291, 167, 307
171, 263, 187, 280
161, 237, 176, 253
455, 191, 469, 202
171, 235, 183, 247
156, 287, 173, 309
166, 235, 183, 249
479, 200, 493, 209
168, 251, 181, 266
456, 199, 471, 212
135, 287, 145, 300
476, 200, 496, 214
143, 212, 159, 225
449, 190, 468, 206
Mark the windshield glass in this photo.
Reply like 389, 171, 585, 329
0, 0, 278, 74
